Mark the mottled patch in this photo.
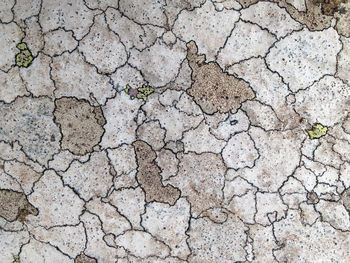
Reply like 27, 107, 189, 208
0, 190, 38, 222
54, 97, 106, 155
132, 140, 180, 205
186, 41, 254, 114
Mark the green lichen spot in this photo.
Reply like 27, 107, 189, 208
13, 255, 20, 263
307, 124, 328, 139
137, 85, 154, 101
15, 42, 33, 68
16, 42, 27, 51
124, 84, 154, 101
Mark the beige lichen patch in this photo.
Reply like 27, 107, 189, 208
186, 41, 254, 115
54, 97, 106, 155
74, 253, 97, 263
341, 188, 350, 212
0, 190, 38, 222
132, 140, 180, 205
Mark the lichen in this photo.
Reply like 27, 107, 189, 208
13, 255, 20, 263
15, 42, 33, 68
186, 41, 254, 114
307, 123, 328, 139
124, 84, 154, 101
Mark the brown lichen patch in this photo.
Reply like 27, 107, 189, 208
341, 188, 350, 212
186, 41, 254, 115
132, 140, 181, 205
0, 189, 38, 222
54, 97, 106, 155
74, 253, 97, 263
307, 191, 320, 205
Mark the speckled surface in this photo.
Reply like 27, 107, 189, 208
1, 0, 350, 262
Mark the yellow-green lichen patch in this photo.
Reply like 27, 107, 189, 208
124, 84, 154, 101
15, 42, 33, 68
307, 123, 328, 139
13, 255, 20, 263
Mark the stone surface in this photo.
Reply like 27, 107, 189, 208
222, 132, 259, 169
240, 1, 302, 38
0, 22, 23, 71
142, 198, 191, 259
2, 1, 350, 261
173, 1, 240, 61
129, 38, 186, 87
115, 230, 170, 258
266, 27, 342, 92
188, 213, 248, 262
61, 151, 113, 201
0, 189, 38, 222
27, 170, 84, 228
43, 29, 78, 56
40, 0, 96, 40
0, 97, 61, 166
31, 223, 86, 258
79, 14, 127, 74
217, 20, 276, 66
51, 51, 114, 104
295, 76, 350, 126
